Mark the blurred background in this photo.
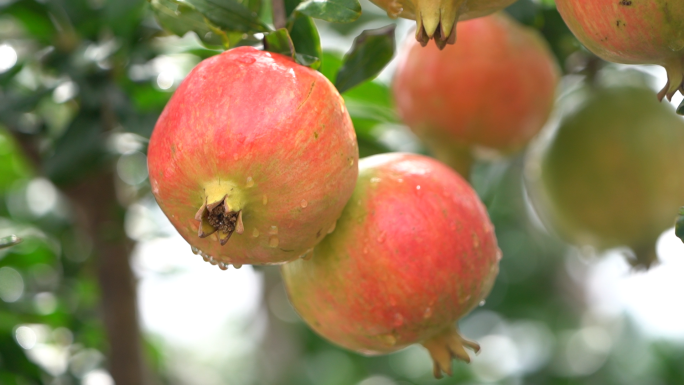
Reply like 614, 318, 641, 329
1, 0, 684, 384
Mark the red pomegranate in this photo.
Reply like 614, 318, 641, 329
555, 0, 684, 101
148, 47, 359, 267
281, 153, 501, 378
393, 13, 559, 176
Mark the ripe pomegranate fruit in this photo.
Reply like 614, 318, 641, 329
281, 153, 501, 378
392, 13, 559, 177
555, 0, 684, 102
369, 0, 516, 48
148, 47, 359, 267
525, 84, 684, 269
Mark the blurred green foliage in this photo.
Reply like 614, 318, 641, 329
1, 0, 683, 384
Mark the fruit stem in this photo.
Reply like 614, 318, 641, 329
421, 324, 480, 379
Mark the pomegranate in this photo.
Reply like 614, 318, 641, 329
369, 0, 516, 48
281, 153, 501, 378
148, 47, 359, 267
393, 13, 559, 176
525, 83, 684, 268
555, 0, 684, 102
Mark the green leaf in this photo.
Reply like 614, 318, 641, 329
334, 24, 396, 93
295, 0, 361, 23
676, 207, 684, 243
150, 0, 225, 46
186, 0, 270, 33
0, 235, 22, 250
295, 53, 320, 69
677, 100, 684, 115
289, 14, 321, 63
263, 28, 295, 58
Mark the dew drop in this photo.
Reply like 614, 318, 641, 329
423, 307, 433, 319
191, 246, 199, 255
252, 228, 260, 238
370, 177, 381, 184
300, 199, 308, 208
397, 178, 404, 183
327, 222, 336, 234
269, 225, 278, 235
268, 236, 279, 248
262, 195, 268, 205
479, 300, 486, 307
416, 185, 421, 190
233, 263, 242, 269
208, 256, 218, 265
218, 262, 228, 270
246, 176, 254, 188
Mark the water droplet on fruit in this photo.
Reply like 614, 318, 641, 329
218, 262, 228, 270
393, 313, 404, 327
423, 307, 433, 319
208, 256, 218, 265
370, 177, 381, 184
269, 226, 278, 235
238, 56, 256, 64
252, 228, 260, 238
246, 176, 254, 187
327, 222, 336, 234
300, 199, 308, 208
191, 246, 199, 255
262, 195, 268, 205
233, 263, 242, 269
397, 178, 404, 183
479, 300, 486, 307
416, 185, 421, 190
268, 236, 279, 248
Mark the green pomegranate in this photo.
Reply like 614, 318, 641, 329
369, 0, 516, 48
525, 83, 684, 268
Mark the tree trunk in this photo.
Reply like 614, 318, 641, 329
66, 170, 148, 385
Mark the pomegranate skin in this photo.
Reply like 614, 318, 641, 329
556, 0, 684, 101
282, 153, 500, 377
148, 47, 359, 266
393, 14, 559, 176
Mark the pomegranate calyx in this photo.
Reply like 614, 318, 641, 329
414, 0, 464, 49
195, 180, 246, 245
421, 325, 480, 379
658, 58, 684, 102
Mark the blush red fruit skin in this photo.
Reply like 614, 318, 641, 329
282, 153, 500, 377
148, 47, 359, 266
525, 85, 684, 268
393, 13, 559, 177
555, 0, 684, 101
